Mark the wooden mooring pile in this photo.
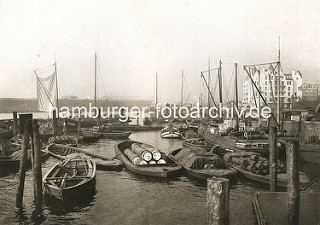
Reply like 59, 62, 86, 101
15, 114, 44, 221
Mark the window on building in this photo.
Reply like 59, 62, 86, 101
288, 87, 291, 91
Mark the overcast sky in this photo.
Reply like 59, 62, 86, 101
0, 0, 319, 103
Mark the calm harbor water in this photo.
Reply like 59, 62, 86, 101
0, 130, 318, 225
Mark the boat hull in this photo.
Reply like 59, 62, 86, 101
186, 168, 237, 180
299, 144, 320, 165
227, 163, 310, 190
46, 144, 123, 171
168, 149, 237, 181
101, 132, 131, 139
0, 158, 20, 174
43, 157, 96, 201
114, 141, 183, 178
0, 131, 13, 139
44, 176, 96, 201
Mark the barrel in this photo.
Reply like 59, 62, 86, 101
262, 161, 269, 168
249, 155, 259, 162
255, 161, 264, 170
140, 143, 162, 161
231, 157, 240, 164
223, 154, 233, 162
157, 159, 166, 164
124, 149, 147, 165
246, 162, 256, 172
149, 160, 157, 165
204, 164, 210, 169
124, 148, 138, 161
131, 143, 152, 161
239, 158, 249, 167
132, 157, 147, 165
151, 149, 161, 161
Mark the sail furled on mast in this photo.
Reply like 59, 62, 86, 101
36, 69, 57, 112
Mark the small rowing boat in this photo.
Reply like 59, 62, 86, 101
43, 155, 96, 201
46, 144, 123, 171
0, 130, 13, 139
48, 135, 78, 147
0, 157, 19, 174
160, 127, 181, 139
101, 131, 131, 139
114, 141, 183, 178
181, 129, 199, 140
168, 148, 237, 180
183, 138, 212, 152
78, 131, 101, 142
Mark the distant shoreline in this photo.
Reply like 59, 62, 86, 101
0, 98, 153, 114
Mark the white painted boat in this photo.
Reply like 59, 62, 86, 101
160, 127, 181, 139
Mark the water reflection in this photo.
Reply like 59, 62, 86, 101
44, 186, 97, 216
0, 130, 318, 225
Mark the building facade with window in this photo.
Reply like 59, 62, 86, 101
242, 68, 302, 109
300, 83, 320, 101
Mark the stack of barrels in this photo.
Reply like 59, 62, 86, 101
223, 152, 286, 175
124, 143, 166, 165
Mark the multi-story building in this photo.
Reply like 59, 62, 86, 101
242, 68, 302, 109
300, 83, 319, 101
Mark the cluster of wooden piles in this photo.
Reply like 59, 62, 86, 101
124, 142, 165, 165
223, 152, 286, 175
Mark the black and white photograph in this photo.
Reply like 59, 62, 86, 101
0, 0, 319, 224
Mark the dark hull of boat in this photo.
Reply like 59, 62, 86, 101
114, 141, 183, 178
299, 144, 320, 165
108, 125, 164, 132
44, 175, 96, 201
0, 131, 13, 139
101, 132, 131, 139
182, 141, 212, 152
46, 144, 123, 171
185, 167, 237, 180
227, 163, 310, 190
0, 158, 20, 174
43, 159, 96, 201
78, 133, 101, 142
0, 151, 49, 174
168, 149, 237, 180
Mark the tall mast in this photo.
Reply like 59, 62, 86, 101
155, 72, 158, 105
277, 37, 281, 124
218, 59, 223, 104
208, 58, 211, 108
94, 53, 97, 107
235, 63, 239, 129
181, 70, 184, 106
55, 54, 59, 114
